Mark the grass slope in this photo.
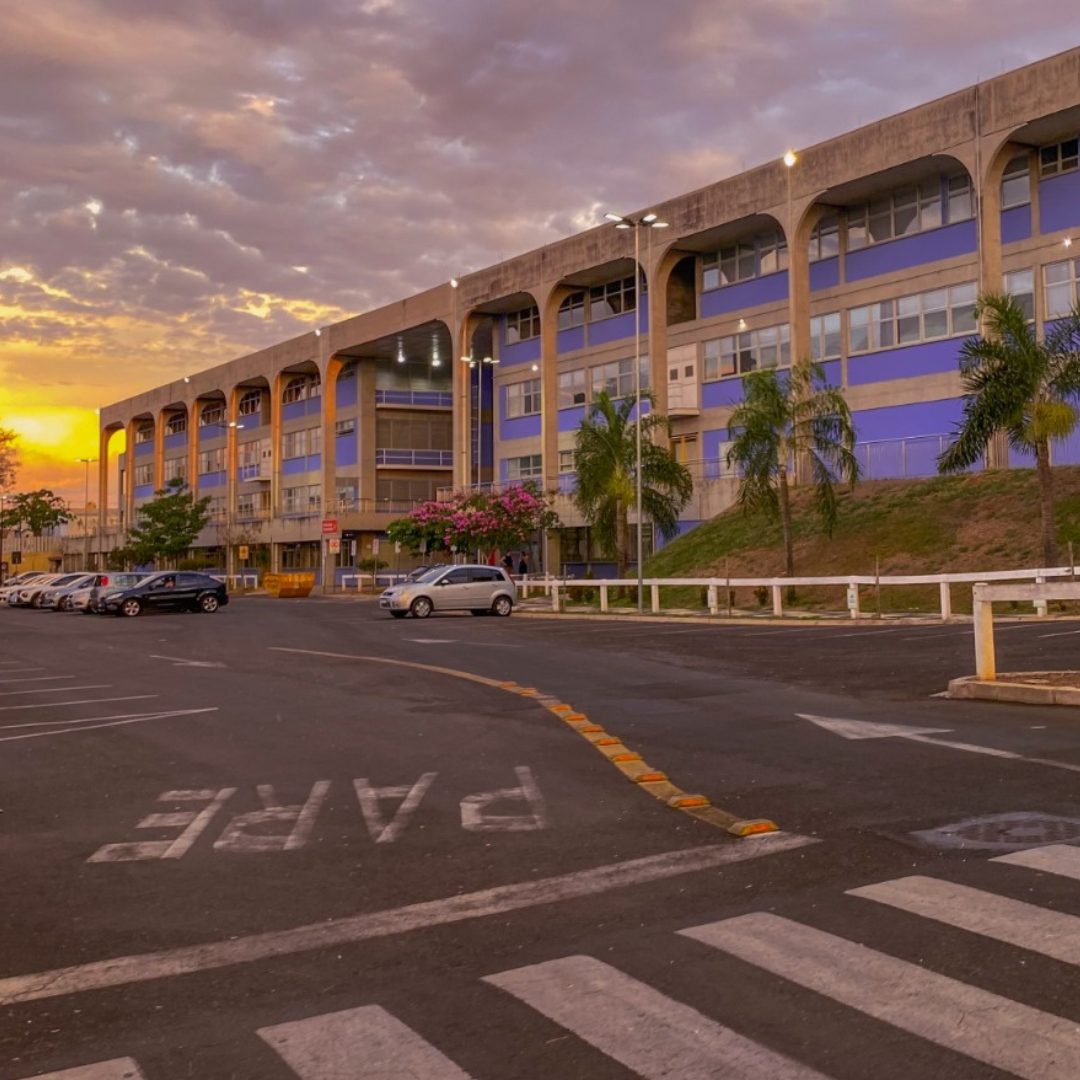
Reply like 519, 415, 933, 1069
643, 467, 1080, 613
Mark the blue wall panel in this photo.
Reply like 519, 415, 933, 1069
282, 401, 306, 422
306, 454, 322, 472
1040, 171, 1080, 234
336, 376, 358, 409
305, 395, 322, 417
558, 406, 585, 432
557, 326, 585, 354
846, 221, 976, 283
164, 432, 186, 451
500, 337, 542, 367
500, 414, 542, 441
336, 432, 358, 467
701, 378, 746, 409
282, 457, 308, 476
700, 272, 788, 318
1053, 428, 1080, 465
198, 471, 226, 489
810, 258, 839, 291
133, 484, 155, 499
134, 441, 154, 458
853, 398, 964, 441
847, 338, 965, 387
1001, 205, 1032, 244
587, 309, 645, 347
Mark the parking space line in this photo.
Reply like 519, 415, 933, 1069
0, 674, 70, 684
0, 706, 217, 743
0, 695, 157, 713
1037, 629, 1080, 639
0, 684, 110, 697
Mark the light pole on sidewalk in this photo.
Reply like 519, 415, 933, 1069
77, 457, 98, 571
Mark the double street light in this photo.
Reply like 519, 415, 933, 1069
76, 456, 98, 571
460, 354, 499, 488
603, 210, 668, 613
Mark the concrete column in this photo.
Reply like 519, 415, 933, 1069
124, 419, 136, 531
320, 355, 344, 512
152, 414, 165, 492
358, 361, 377, 505
225, 389, 241, 581
451, 308, 474, 490
271, 372, 286, 518
788, 201, 825, 486
650, 583, 660, 613
186, 401, 198, 499
98, 426, 113, 551
537, 283, 570, 493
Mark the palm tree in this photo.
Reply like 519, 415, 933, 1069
939, 293, 1080, 567
725, 361, 860, 578
573, 390, 693, 577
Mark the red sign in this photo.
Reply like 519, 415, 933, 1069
321, 518, 339, 535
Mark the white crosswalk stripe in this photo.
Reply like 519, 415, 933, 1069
20, 1060, 146, 1079
485, 954, 831, 1079
680, 911, 1080, 1080
994, 841, 1080, 879
849, 874, 1080, 964
257, 1004, 474, 1079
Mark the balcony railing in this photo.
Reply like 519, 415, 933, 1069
374, 389, 453, 408
237, 461, 272, 481
375, 449, 453, 468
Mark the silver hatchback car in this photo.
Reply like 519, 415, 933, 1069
379, 564, 516, 619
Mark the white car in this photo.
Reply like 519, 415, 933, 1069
0, 572, 49, 605
73, 572, 150, 613
11, 573, 70, 608
39, 573, 97, 610
379, 564, 516, 619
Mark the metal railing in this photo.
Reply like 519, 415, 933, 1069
374, 389, 453, 408
374, 449, 453, 468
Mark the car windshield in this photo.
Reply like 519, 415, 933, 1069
413, 566, 449, 584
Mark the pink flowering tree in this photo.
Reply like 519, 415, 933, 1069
387, 483, 559, 557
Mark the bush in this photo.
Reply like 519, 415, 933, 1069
357, 558, 389, 573
753, 585, 768, 607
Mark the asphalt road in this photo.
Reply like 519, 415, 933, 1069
2, 597, 1080, 1079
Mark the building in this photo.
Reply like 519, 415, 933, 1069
99, 48, 1080, 580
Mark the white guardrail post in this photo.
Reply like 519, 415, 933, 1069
551, 584, 560, 612
846, 582, 860, 620
599, 585, 608, 613
939, 581, 952, 621
772, 584, 783, 617
707, 584, 718, 615
972, 582, 996, 681
650, 584, 660, 613
1034, 574, 1048, 617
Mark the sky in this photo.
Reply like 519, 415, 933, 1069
1, 0, 1079, 502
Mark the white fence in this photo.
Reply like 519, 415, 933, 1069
527, 565, 1080, 620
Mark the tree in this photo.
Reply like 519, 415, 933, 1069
573, 390, 693, 577
0, 427, 17, 492
0, 489, 72, 536
725, 361, 860, 578
939, 293, 1080, 566
124, 478, 212, 567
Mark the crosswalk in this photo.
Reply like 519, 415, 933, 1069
18, 842, 1080, 1080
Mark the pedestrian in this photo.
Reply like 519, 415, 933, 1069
518, 551, 529, 578
502, 551, 514, 574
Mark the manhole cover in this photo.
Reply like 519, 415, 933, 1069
912, 811, 1080, 851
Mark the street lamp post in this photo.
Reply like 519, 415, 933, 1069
77, 457, 97, 571
224, 421, 244, 584
604, 210, 669, 614
460, 354, 499, 489
0, 492, 6, 585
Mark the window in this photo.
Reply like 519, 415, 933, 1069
758, 232, 789, 275
1004, 268, 1035, 322
205, 495, 226, 521
506, 305, 540, 345
558, 291, 586, 330
282, 484, 321, 515
702, 231, 786, 289
376, 477, 439, 504
199, 402, 224, 427
589, 276, 638, 321
558, 449, 576, 473
134, 425, 153, 444
946, 175, 973, 223
281, 427, 322, 459
505, 454, 542, 481
670, 433, 698, 464
1001, 156, 1031, 209
847, 282, 976, 353
163, 458, 186, 483
507, 378, 541, 418
810, 313, 842, 361
808, 217, 839, 262
198, 447, 225, 474
1044, 257, 1080, 319
134, 463, 153, 486
335, 418, 355, 436
558, 369, 587, 408
238, 390, 261, 416
847, 178, 943, 250
375, 415, 453, 449
702, 324, 791, 380
282, 374, 319, 403
590, 356, 649, 399
165, 414, 186, 435
238, 438, 270, 473
1039, 137, 1079, 177
236, 490, 271, 518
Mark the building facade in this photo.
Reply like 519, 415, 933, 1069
99, 49, 1080, 579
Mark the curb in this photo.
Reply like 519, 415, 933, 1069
948, 672, 1080, 706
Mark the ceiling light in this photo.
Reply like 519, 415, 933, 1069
531, 363, 539, 372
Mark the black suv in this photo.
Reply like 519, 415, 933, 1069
103, 572, 229, 617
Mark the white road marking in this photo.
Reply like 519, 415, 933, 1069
213, 781, 331, 853
461, 766, 548, 832
486, 954, 829, 1080
1037, 628, 1080, 639
406, 637, 457, 644
149, 653, 226, 668
0, 706, 217, 743
994, 843, 1080, 879
354, 772, 437, 843
850, 875, 1080, 965
0, 684, 109, 697
682, 912, 1080, 1080
0, 694, 157, 713
258, 1004, 474, 1079
21, 1059, 146, 1079
0, 833, 817, 1006
0, 674, 72, 685
89, 788, 237, 863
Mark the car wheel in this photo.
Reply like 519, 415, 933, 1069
390, 611, 407, 619
199, 593, 220, 614
410, 596, 433, 619
81, 607, 94, 615
30, 594, 42, 609
120, 598, 142, 618
492, 595, 513, 617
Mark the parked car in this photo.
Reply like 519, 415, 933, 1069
379, 564, 516, 619
0, 572, 49, 605
10, 573, 73, 608
102, 572, 229, 617
39, 573, 96, 610
71, 573, 148, 613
